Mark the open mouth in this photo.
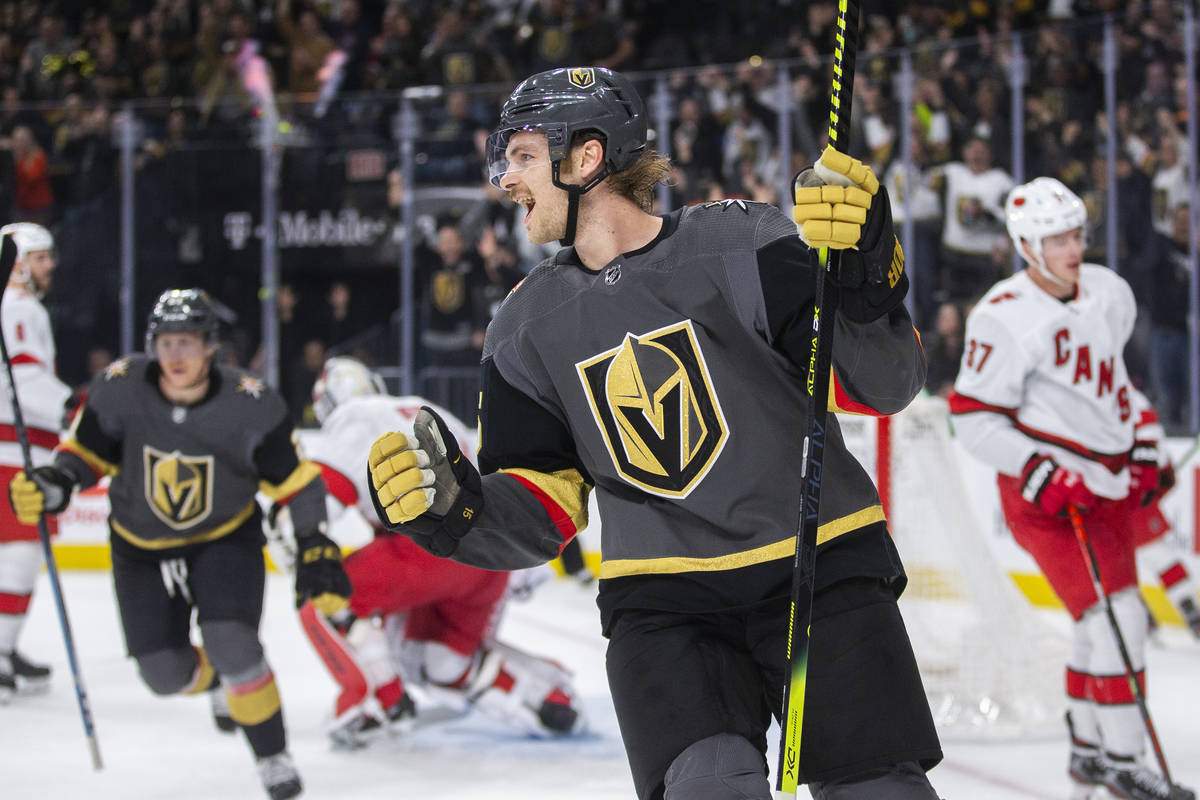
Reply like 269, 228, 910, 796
521, 198, 535, 222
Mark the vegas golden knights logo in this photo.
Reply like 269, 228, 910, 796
577, 320, 728, 498
567, 68, 595, 89
144, 446, 214, 529
431, 270, 465, 314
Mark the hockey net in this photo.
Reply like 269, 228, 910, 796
839, 393, 1067, 740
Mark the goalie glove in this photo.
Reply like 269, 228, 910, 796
793, 146, 907, 323
368, 406, 484, 558
294, 529, 352, 615
1020, 454, 1097, 517
8, 466, 76, 525
1129, 439, 1172, 508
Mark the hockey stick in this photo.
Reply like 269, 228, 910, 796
1067, 504, 1172, 783
774, 2, 861, 796
0, 234, 103, 770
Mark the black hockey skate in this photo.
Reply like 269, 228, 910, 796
0, 651, 50, 700
256, 751, 302, 800
1103, 761, 1195, 800
330, 693, 417, 749
1069, 751, 1108, 787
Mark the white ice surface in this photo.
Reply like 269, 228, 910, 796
4, 571, 1199, 799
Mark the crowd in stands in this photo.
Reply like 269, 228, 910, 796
0, 0, 1195, 430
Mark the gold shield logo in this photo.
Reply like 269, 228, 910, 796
568, 68, 596, 89
144, 446, 214, 530
431, 270, 465, 314
577, 320, 728, 497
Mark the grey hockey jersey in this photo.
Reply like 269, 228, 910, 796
55, 355, 325, 551
409, 201, 924, 631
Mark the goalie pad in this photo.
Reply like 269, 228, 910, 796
463, 641, 586, 738
299, 602, 370, 721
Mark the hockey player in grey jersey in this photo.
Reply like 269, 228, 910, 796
367, 67, 942, 799
8, 289, 351, 800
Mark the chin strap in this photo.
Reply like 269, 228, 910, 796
1033, 256, 1075, 291
552, 161, 609, 247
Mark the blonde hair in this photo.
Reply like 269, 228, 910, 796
607, 149, 673, 212
571, 133, 672, 212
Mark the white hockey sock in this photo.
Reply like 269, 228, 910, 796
0, 542, 43, 654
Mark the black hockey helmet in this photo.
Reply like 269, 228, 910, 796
145, 288, 220, 355
485, 66, 647, 189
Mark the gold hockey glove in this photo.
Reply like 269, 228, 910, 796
793, 146, 879, 250
294, 529, 351, 614
8, 466, 75, 526
793, 147, 907, 323
368, 406, 484, 557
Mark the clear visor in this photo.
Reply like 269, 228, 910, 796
485, 125, 553, 188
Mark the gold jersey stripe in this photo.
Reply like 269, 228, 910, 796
111, 500, 256, 550
597, 505, 886, 579
58, 436, 119, 478
259, 459, 322, 501
497, 467, 590, 534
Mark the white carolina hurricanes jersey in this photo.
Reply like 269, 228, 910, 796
0, 287, 71, 467
950, 265, 1139, 499
305, 395, 477, 522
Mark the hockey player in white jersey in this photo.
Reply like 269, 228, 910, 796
0, 223, 71, 701
950, 177, 1194, 800
297, 357, 585, 747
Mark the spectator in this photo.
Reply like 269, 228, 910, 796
55, 103, 116, 215
1150, 125, 1188, 236
4, 125, 55, 225
274, 0, 336, 96
366, 4, 424, 90
514, 0, 575, 74
420, 8, 509, 87
197, 40, 258, 139
417, 218, 485, 373
317, 280, 363, 349
1131, 204, 1192, 433
328, 0, 373, 93
670, 94, 723, 202
885, 133, 943, 329
89, 35, 135, 101
575, 0, 635, 70
472, 225, 522, 351
18, 13, 76, 100
418, 88, 487, 184
923, 300, 965, 398
933, 136, 1013, 305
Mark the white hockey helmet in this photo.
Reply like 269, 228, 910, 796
1005, 177, 1086, 278
0, 222, 54, 296
312, 357, 386, 423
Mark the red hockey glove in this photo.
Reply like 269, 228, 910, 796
1020, 454, 1097, 517
1129, 439, 1170, 508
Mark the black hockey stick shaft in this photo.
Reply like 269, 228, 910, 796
0, 234, 103, 770
1068, 504, 1171, 782
774, 1, 860, 795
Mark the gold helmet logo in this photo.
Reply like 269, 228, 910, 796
567, 68, 596, 89
144, 446, 214, 529
577, 320, 727, 497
